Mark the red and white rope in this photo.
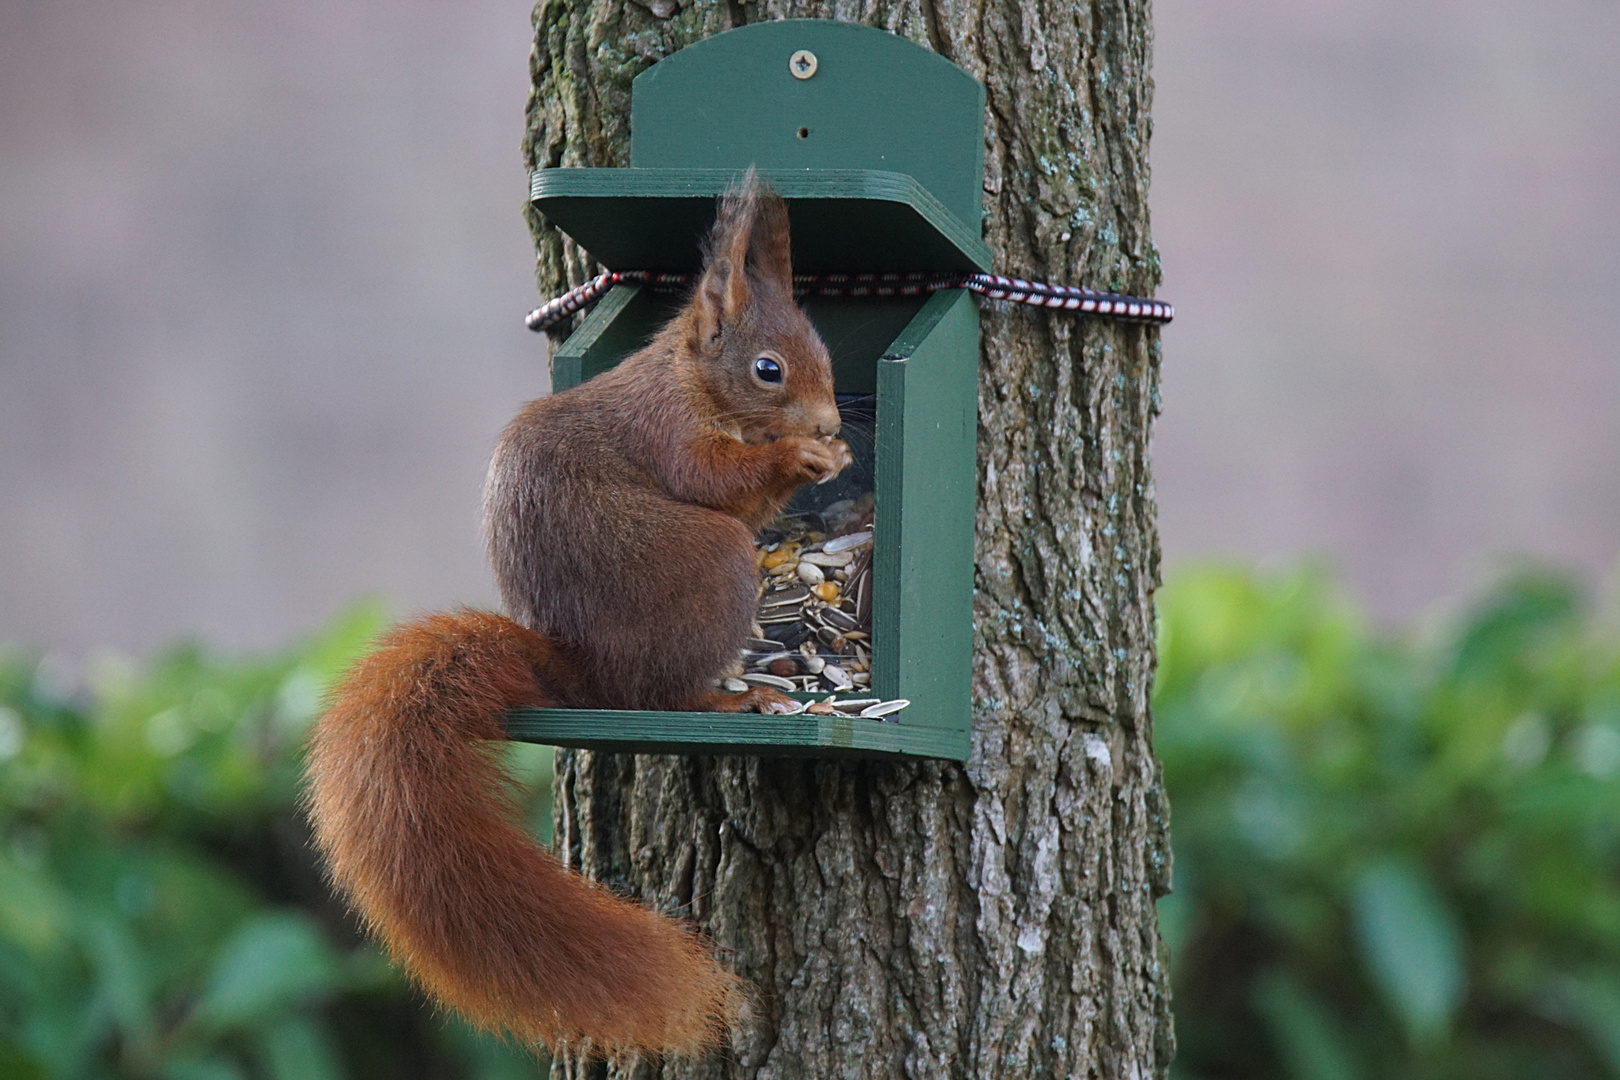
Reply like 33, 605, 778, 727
524, 270, 1173, 333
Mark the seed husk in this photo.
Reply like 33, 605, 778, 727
823, 530, 873, 554
800, 550, 854, 568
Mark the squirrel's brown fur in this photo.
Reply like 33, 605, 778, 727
303, 174, 848, 1056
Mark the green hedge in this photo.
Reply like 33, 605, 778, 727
0, 604, 549, 1080
1158, 565, 1620, 1080
3, 564, 1617, 1078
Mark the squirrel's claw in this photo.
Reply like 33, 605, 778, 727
813, 438, 854, 484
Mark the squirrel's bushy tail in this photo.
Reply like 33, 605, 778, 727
303, 610, 737, 1054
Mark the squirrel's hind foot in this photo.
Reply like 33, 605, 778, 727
702, 687, 798, 714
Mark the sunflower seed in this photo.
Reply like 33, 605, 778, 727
821, 608, 859, 632
860, 699, 910, 718
764, 622, 813, 649
761, 585, 810, 608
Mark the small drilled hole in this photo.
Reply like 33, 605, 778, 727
797, 127, 810, 139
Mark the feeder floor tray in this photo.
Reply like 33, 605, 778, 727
504, 707, 965, 759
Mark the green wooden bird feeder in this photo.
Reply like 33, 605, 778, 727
506, 20, 982, 760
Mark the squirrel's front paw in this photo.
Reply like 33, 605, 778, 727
780, 436, 853, 486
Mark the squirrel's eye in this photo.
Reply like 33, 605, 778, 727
753, 356, 783, 384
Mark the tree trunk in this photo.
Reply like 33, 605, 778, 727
523, 2, 1172, 1077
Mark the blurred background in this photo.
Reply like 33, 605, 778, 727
3, 0, 1616, 659
3, 0, 1618, 1078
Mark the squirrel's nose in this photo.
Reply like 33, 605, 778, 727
814, 402, 841, 437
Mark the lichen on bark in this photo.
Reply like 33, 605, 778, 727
524, 1, 1173, 1076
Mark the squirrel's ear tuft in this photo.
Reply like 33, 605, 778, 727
747, 187, 793, 293
694, 171, 758, 339
693, 169, 791, 344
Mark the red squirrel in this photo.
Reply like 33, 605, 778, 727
303, 174, 851, 1056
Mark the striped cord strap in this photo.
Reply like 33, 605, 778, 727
524, 270, 1174, 333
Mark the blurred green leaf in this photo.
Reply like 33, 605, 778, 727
433, 1022, 547, 1080
1351, 860, 1465, 1044
0, 1040, 49, 1080
80, 912, 156, 1047
1251, 970, 1360, 1080
1449, 570, 1580, 684
0, 854, 69, 951
191, 912, 341, 1031
255, 1015, 344, 1080
161, 1057, 249, 1080
1553, 973, 1620, 1074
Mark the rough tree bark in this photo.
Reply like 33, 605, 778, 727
523, 2, 1171, 1077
